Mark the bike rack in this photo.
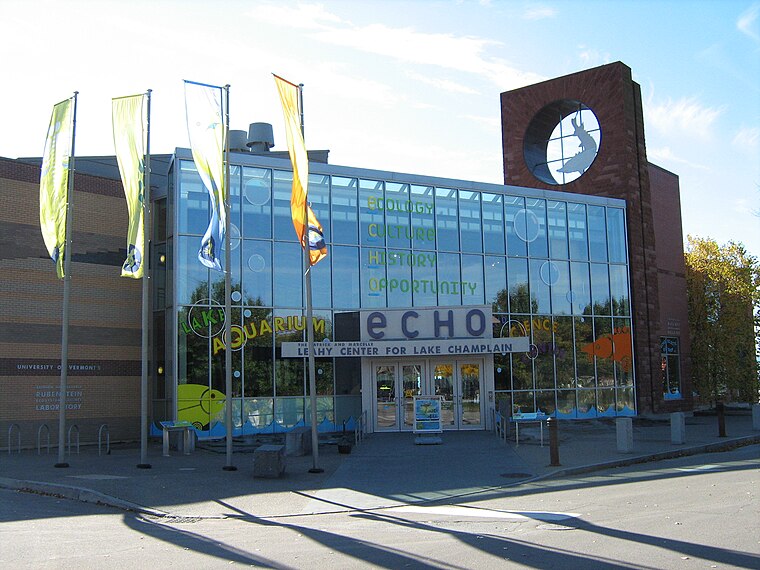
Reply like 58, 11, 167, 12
98, 424, 110, 456
37, 424, 51, 455
7, 423, 21, 454
67, 424, 80, 456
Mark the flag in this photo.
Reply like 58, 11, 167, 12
39, 98, 74, 279
184, 80, 226, 272
112, 94, 147, 278
273, 74, 328, 266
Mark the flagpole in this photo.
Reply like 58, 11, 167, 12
223, 84, 236, 471
55, 92, 78, 468
300, 84, 322, 474
138, 89, 153, 469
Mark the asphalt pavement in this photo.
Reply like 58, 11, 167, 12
1, 411, 758, 519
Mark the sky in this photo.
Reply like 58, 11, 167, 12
1, 0, 759, 255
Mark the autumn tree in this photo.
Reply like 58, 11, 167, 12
685, 236, 760, 404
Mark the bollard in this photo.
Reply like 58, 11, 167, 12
548, 417, 560, 466
717, 402, 726, 437
670, 412, 686, 445
616, 417, 634, 453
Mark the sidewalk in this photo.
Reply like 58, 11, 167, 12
1, 412, 758, 519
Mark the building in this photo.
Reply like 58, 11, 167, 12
0, 61, 691, 448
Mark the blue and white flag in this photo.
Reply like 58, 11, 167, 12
184, 80, 226, 271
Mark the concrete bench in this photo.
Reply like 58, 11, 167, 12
253, 444, 286, 478
285, 426, 313, 456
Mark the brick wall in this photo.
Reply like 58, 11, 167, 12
0, 158, 142, 449
500, 61, 688, 414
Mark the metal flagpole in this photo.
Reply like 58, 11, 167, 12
222, 84, 236, 471
300, 84, 323, 474
55, 91, 78, 468
138, 90, 153, 469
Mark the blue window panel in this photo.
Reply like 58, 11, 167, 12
273, 242, 303, 307
242, 239, 272, 306
332, 245, 360, 309
384, 182, 412, 250
437, 252, 462, 306
435, 187, 459, 252
461, 254, 485, 305
331, 176, 359, 245
178, 160, 209, 236
242, 167, 272, 239
485, 256, 507, 310
459, 190, 483, 253
588, 205, 608, 262
547, 200, 569, 259
273, 170, 297, 242
360, 179, 385, 247
482, 193, 505, 255
410, 184, 435, 250
606, 208, 627, 263
567, 202, 589, 261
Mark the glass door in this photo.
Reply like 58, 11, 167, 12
374, 361, 425, 431
375, 364, 397, 430
431, 360, 484, 430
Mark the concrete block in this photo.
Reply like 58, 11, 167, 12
253, 444, 286, 478
753, 404, 760, 431
616, 417, 634, 453
285, 426, 313, 457
670, 412, 686, 444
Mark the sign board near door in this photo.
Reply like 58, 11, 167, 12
413, 396, 442, 433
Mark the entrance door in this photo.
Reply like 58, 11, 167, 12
373, 359, 483, 431
432, 360, 484, 430
374, 361, 425, 432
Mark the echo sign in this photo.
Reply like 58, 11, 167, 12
361, 307, 491, 341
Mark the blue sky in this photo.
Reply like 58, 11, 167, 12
1, 0, 758, 254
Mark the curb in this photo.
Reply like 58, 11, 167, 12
530, 434, 760, 481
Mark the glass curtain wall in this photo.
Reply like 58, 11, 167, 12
172, 157, 635, 435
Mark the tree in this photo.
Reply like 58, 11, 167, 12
685, 236, 760, 404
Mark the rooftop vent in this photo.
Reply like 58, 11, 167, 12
229, 130, 250, 153
248, 122, 274, 153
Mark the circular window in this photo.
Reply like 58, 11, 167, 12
524, 100, 601, 185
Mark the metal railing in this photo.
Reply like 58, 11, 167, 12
67, 424, 80, 456
37, 424, 51, 455
98, 424, 110, 456
7, 423, 21, 454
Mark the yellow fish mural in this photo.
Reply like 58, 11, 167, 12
177, 384, 226, 430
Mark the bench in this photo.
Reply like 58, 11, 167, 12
253, 444, 286, 478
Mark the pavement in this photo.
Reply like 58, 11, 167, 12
2, 411, 759, 520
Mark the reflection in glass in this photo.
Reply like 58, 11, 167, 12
273, 242, 303, 308
438, 252, 461, 306
402, 364, 421, 428
505, 196, 527, 256
607, 208, 627, 263
178, 160, 209, 235
482, 193, 505, 255
547, 201, 568, 259
609, 264, 630, 316
434, 364, 454, 427
273, 170, 296, 241
460, 363, 481, 426
459, 191, 483, 253
591, 263, 611, 315
530, 259, 551, 314
332, 246, 360, 309
567, 203, 588, 260
588, 205, 608, 262
376, 365, 397, 429
485, 257, 507, 310
435, 187, 459, 252
526, 198, 548, 258
361, 247, 386, 308
387, 250, 412, 308
461, 254, 485, 305
360, 179, 385, 247
385, 182, 412, 249
331, 177, 359, 245
410, 184, 435, 250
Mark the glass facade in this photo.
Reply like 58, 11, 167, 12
163, 150, 634, 435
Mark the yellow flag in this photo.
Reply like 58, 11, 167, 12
184, 80, 226, 271
273, 74, 327, 266
112, 94, 146, 278
39, 98, 74, 279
